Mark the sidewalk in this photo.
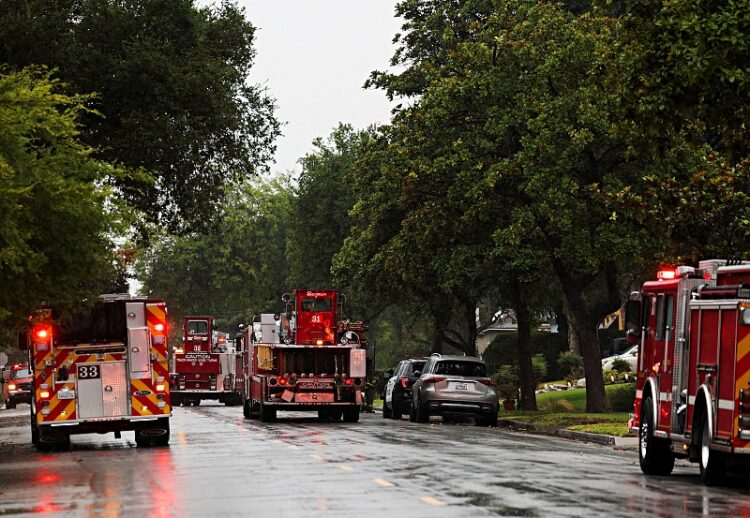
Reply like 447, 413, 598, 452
498, 417, 638, 449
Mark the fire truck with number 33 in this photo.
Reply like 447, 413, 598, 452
21, 295, 171, 450
628, 259, 750, 484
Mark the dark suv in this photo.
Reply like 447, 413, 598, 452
383, 358, 426, 420
410, 354, 498, 426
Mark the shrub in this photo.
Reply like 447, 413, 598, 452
543, 399, 575, 412
610, 357, 632, 374
607, 382, 636, 412
494, 364, 519, 399
532, 353, 548, 386
557, 351, 583, 383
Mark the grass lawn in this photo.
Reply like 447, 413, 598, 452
504, 384, 634, 437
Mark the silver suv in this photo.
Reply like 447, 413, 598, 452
410, 354, 498, 426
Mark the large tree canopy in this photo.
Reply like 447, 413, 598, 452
0, 67, 125, 327
0, 0, 280, 233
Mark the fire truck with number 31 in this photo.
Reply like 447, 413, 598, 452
21, 295, 171, 450
240, 289, 368, 422
627, 259, 750, 484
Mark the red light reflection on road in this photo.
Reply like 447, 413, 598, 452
151, 449, 180, 518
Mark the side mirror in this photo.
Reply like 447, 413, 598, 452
626, 328, 639, 345
383, 370, 393, 380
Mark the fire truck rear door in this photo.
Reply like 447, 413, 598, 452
77, 362, 129, 419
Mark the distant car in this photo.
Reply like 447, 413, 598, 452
2, 364, 32, 409
383, 357, 427, 420
601, 344, 638, 372
410, 354, 498, 426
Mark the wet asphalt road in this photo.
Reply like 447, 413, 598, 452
1, 404, 750, 517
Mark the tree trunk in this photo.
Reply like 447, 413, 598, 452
463, 300, 478, 357
553, 259, 609, 412
513, 280, 537, 411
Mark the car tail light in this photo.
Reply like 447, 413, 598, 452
477, 378, 496, 387
400, 377, 410, 389
422, 376, 445, 384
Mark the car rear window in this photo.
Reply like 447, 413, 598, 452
434, 361, 487, 377
410, 361, 426, 373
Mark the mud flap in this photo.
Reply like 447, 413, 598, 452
281, 389, 294, 402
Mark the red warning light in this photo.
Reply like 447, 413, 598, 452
657, 269, 677, 281
33, 326, 49, 341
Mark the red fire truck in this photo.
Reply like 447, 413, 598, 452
21, 295, 171, 450
628, 259, 750, 484
240, 289, 368, 422
170, 316, 242, 406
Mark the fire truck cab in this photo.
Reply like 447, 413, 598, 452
240, 289, 368, 422
629, 259, 750, 484
22, 295, 171, 450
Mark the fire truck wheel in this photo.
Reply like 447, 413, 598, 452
699, 414, 725, 486
382, 401, 392, 419
342, 406, 360, 423
638, 397, 674, 475
136, 418, 170, 447
5, 399, 15, 409
260, 401, 276, 422
243, 399, 253, 419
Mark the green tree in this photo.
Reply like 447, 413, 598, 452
597, 0, 750, 261
0, 0, 280, 233
0, 67, 126, 329
136, 175, 293, 334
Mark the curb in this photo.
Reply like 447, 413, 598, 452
498, 418, 637, 448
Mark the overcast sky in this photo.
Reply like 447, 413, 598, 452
239, 1, 403, 175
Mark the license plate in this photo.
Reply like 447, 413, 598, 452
454, 383, 468, 391
57, 389, 76, 400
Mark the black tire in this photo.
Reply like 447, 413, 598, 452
136, 418, 170, 447
416, 398, 429, 423
382, 401, 392, 419
193, 399, 200, 407
638, 397, 674, 475
260, 400, 276, 422
6, 399, 16, 409
243, 399, 252, 419
36, 428, 70, 451
409, 398, 418, 422
699, 413, 725, 486
343, 406, 360, 423
476, 409, 499, 427
390, 394, 402, 420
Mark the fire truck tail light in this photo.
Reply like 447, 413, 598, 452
40, 390, 50, 399
316, 340, 323, 345
156, 384, 166, 392
7, 384, 16, 391
657, 269, 677, 280
344, 377, 353, 386
153, 323, 165, 333
278, 377, 288, 386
